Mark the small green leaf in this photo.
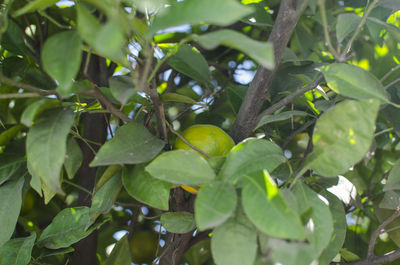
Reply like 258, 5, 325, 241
42, 31, 82, 97
104, 235, 131, 265
323, 63, 389, 103
167, 45, 210, 82
161, 212, 196, 234
227, 84, 247, 114
37, 207, 106, 249
241, 171, 305, 240
146, 150, 216, 185
195, 181, 237, 231
0, 233, 36, 265
255, 110, 312, 130
147, 0, 253, 36
193, 29, 274, 69
0, 153, 25, 185
123, 164, 171, 211
292, 183, 333, 250
13, 0, 58, 16
384, 159, 400, 191
64, 137, 83, 180
160, 92, 197, 104
20, 99, 60, 127
90, 123, 165, 166
336, 14, 361, 43
219, 138, 285, 184
0, 177, 24, 247
307, 99, 380, 177
0, 124, 24, 147
211, 218, 257, 265
27, 108, 74, 194
109, 75, 136, 105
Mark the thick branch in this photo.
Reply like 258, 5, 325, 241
231, 0, 303, 142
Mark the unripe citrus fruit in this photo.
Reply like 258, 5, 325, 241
174, 124, 234, 193
174, 124, 234, 158
129, 230, 158, 264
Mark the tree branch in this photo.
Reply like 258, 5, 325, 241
0, 73, 56, 95
231, 0, 304, 142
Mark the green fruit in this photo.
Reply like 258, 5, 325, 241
129, 230, 158, 264
174, 124, 234, 158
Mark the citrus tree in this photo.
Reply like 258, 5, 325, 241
1, 0, 400, 265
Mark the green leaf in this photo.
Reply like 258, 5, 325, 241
122, 164, 171, 211
145, 150, 216, 185
64, 137, 83, 180
211, 218, 257, 265
161, 212, 196, 234
109, 75, 136, 105
147, 0, 253, 36
219, 138, 286, 184
307, 100, 380, 177
13, 0, 58, 16
195, 181, 237, 231
378, 0, 400, 9
292, 183, 333, 250
160, 92, 197, 104
27, 108, 74, 194
384, 159, 400, 191
0, 124, 24, 147
318, 191, 347, 265
241, 171, 305, 240
104, 235, 131, 265
20, 99, 60, 127
90, 172, 122, 219
167, 45, 210, 82
90, 123, 165, 166
0, 177, 24, 247
227, 84, 247, 114
183, 240, 211, 265
367, 17, 400, 43
0, 153, 25, 185
336, 14, 361, 43
41, 31, 82, 97
37, 207, 104, 249
193, 29, 274, 69
0, 233, 36, 265
77, 5, 125, 63
322, 63, 389, 103
268, 239, 317, 265
255, 110, 312, 130
379, 190, 400, 210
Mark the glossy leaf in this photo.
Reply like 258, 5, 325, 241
195, 181, 237, 231
38, 207, 103, 249
90, 123, 165, 166
193, 29, 274, 69
0, 177, 24, 247
292, 183, 333, 250
322, 63, 389, 103
104, 235, 131, 265
167, 45, 210, 82
123, 164, 171, 210
27, 108, 74, 194
255, 110, 311, 130
219, 138, 286, 184
0, 233, 36, 265
161, 212, 196, 234
147, 0, 253, 36
211, 218, 257, 265
145, 150, 216, 185
20, 99, 60, 127
307, 100, 380, 177
64, 137, 83, 180
42, 31, 82, 97
242, 171, 305, 240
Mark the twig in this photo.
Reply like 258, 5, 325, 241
150, 79, 169, 142
256, 75, 324, 125
384, 77, 400, 90
381, 65, 400, 83
318, 0, 339, 58
63, 179, 93, 195
0, 73, 56, 95
88, 83, 132, 123
169, 124, 210, 159
0, 92, 42, 99
367, 207, 400, 259
281, 119, 316, 148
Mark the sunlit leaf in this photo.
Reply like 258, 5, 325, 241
307, 100, 380, 177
